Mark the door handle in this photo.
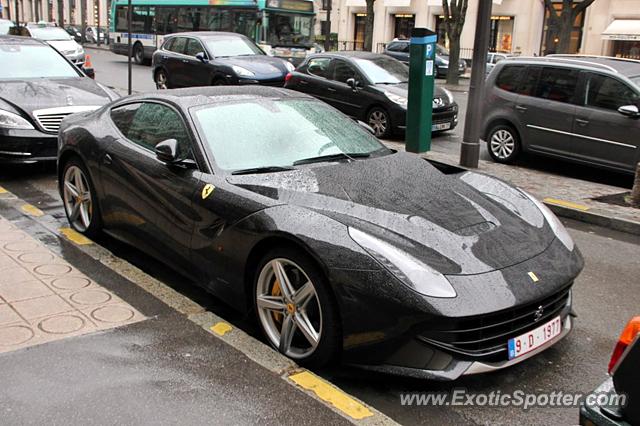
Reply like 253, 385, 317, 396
575, 118, 589, 126
299, 80, 308, 85
182, 59, 189, 63
515, 105, 527, 112
327, 87, 337, 92
103, 153, 113, 165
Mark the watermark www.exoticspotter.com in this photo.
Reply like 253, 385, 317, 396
399, 389, 627, 410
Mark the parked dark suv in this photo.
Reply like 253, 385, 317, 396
482, 55, 640, 174
384, 40, 466, 78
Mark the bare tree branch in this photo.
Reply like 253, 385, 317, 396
573, 0, 597, 16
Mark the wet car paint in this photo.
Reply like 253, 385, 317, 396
57, 86, 583, 380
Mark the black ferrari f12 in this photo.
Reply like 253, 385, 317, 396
57, 87, 583, 379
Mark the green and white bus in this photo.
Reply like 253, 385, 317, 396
109, 0, 317, 65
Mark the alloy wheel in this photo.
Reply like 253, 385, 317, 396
490, 129, 515, 160
256, 258, 322, 359
156, 71, 168, 90
368, 110, 388, 138
62, 165, 93, 232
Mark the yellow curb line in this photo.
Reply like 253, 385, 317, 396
21, 204, 44, 217
59, 227, 93, 245
0, 186, 7, 194
543, 198, 590, 211
210, 322, 233, 336
289, 370, 374, 420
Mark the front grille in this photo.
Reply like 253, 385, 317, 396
33, 106, 100, 133
419, 285, 572, 361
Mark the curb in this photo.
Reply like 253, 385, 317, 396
0, 185, 398, 426
84, 44, 111, 52
544, 202, 640, 236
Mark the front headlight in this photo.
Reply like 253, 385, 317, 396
520, 190, 575, 251
349, 227, 457, 298
436, 57, 449, 66
76, 47, 84, 55
284, 61, 295, 72
385, 91, 407, 108
442, 87, 454, 104
232, 65, 255, 77
0, 110, 34, 130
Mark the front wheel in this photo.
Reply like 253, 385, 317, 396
487, 124, 521, 163
254, 248, 340, 367
61, 158, 102, 237
367, 107, 391, 138
155, 70, 169, 90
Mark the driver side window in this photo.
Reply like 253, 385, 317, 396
331, 60, 358, 84
122, 103, 193, 159
185, 38, 206, 57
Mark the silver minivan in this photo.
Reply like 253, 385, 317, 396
482, 55, 640, 174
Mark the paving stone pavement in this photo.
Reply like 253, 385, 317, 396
383, 140, 640, 226
0, 217, 144, 353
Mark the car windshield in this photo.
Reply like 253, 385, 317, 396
204, 38, 263, 57
29, 27, 72, 41
192, 99, 389, 171
0, 20, 14, 35
0, 44, 79, 79
630, 75, 640, 88
353, 57, 408, 84
436, 44, 449, 56
266, 12, 313, 46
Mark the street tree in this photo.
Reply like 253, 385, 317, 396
630, 162, 640, 207
364, 0, 375, 51
543, 0, 597, 54
441, 0, 468, 85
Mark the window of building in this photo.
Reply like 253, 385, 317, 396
612, 41, 640, 60
353, 14, 366, 51
489, 16, 514, 53
393, 14, 414, 40
541, 1, 585, 55
534, 67, 579, 103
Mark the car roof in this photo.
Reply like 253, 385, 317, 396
165, 31, 248, 40
120, 86, 314, 109
503, 55, 640, 78
0, 35, 47, 46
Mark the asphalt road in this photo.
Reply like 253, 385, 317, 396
1, 160, 639, 425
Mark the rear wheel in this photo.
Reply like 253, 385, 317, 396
61, 158, 102, 238
487, 124, 521, 163
254, 247, 340, 367
367, 107, 391, 138
133, 43, 144, 65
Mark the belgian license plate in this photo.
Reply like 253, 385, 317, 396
508, 316, 562, 360
432, 122, 451, 131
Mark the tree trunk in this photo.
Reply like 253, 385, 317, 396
446, 34, 460, 85
630, 162, 640, 207
556, 8, 574, 53
364, 0, 375, 51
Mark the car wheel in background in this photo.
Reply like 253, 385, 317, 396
133, 43, 144, 65
487, 124, 521, 163
212, 77, 228, 86
155, 70, 169, 90
367, 107, 391, 138
254, 247, 340, 368
61, 157, 102, 238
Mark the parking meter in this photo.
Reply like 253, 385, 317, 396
405, 28, 437, 153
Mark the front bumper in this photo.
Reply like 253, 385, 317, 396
394, 103, 459, 133
65, 52, 85, 68
0, 128, 57, 163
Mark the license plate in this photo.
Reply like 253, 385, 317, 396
432, 122, 451, 131
508, 316, 562, 360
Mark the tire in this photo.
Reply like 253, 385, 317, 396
61, 157, 102, 238
486, 124, 521, 163
133, 43, 144, 65
212, 77, 227, 86
367, 107, 392, 139
155, 69, 169, 90
253, 247, 340, 368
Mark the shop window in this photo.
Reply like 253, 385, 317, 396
393, 14, 414, 40
489, 16, 514, 53
353, 14, 366, 51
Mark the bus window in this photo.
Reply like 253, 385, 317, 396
115, 6, 128, 32
131, 6, 148, 33
156, 7, 177, 35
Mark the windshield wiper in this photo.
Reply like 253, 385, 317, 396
293, 152, 370, 166
231, 165, 295, 175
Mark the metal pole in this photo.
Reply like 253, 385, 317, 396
80, 0, 86, 43
14, 0, 18, 25
323, 0, 332, 51
459, 0, 492, 168
127, 0, 132, 95
96, 0, 100, 46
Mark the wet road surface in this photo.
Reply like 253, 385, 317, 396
2, 162, 639, 425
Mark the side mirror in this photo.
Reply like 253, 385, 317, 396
346, 78, 358, 90
155, 139, 179, 163
618, 105, 640, 118
195, 52, 208, 63
357, 120, 375, 136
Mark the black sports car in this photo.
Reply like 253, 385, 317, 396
0, 35, 117, 163
57, 87, 583, 379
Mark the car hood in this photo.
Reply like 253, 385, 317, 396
0, 78, 111, 117
377, 83, 453, 105
46, 39, 79, 53
227, 152, 554, 275
218, 55, 289, 78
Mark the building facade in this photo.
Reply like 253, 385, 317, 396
325, 0, 640, 59
1, 0, 111, 28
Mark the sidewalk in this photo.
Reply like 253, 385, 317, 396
0, 198, 388, 425
383, 140, 640, 235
